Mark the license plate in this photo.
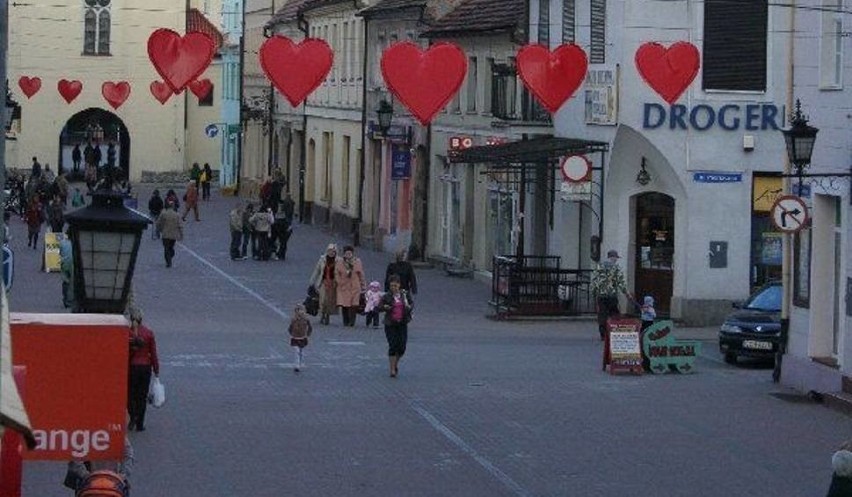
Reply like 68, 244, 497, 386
743, 340, 773, 350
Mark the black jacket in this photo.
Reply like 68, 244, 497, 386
385, 261, 417, 294
379, 291, 413, 325
148, 195, 164, 216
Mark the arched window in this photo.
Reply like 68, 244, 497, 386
83, 0, 111, 55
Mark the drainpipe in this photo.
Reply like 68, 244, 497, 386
236, 0, 247, 196
354, 12, 369, 247
297, 12, 309, 221
266, 0, 275, 177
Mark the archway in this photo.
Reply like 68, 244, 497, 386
59, 108, 130, 181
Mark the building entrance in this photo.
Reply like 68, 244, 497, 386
59, 108, 130, 182
634, 192, 675, 316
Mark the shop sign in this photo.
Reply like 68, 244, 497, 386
642, 103, 783, 131
391, 144, 411, 180
605, 318, 643, 375
753, 176, 783, 212
693, 171, 742, 183
559, 180, 591, 202
761, 232, 782, 265
642, 320, 701, 374
43, 232, 63, 273
449, 135, 474, 150
584, 66, 618, 126
11, 313, 129, 460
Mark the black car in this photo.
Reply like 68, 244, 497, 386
718, 281, 782, 364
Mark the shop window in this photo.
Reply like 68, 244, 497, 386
83, 0, 111, 55
702, 0, 767, 91
793, 228, 811, 308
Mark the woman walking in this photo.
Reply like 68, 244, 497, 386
309, 243, 340, 325
384, 248, 418, 294
379, 275, 413, 377
127, 308, 159, 431
336, 245, 366, 327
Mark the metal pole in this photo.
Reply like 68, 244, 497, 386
235, 0, 246, 197
297, 13, 308, 222
267, 0, 275, 177
354, 15, 369, 247
1, 0, 8, 251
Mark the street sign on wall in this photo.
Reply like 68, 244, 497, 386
770, 195, 809, 233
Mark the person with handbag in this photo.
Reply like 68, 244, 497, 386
380, 275, 413, 378
309, 243, 340, 325
127, 308, 159, 432
335, 245, 366, 327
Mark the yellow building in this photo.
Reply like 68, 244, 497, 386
7, 1, 223, 183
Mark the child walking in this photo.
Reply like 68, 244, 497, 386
363, 281, 384, 328
639, 295, 656, 331
288, 304, 313, 373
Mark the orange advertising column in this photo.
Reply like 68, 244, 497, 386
10, 313, 129, 461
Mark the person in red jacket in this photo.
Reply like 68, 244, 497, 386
24, 195, 44, 249
127, 308, 159, 432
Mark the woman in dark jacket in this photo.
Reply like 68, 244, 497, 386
384, 248, 417, 294
127, 308, 160, 431
379, 275, 413, 378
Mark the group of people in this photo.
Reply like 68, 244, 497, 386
189, 162, 214, 202
228, 197, 294, 262
148, 188, 184, 268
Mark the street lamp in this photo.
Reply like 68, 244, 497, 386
782, 99, 819, 179
376, 99, 393, 135
636, 156, 651, 186
65, 182, 150, 314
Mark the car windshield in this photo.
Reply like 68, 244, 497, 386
745, 285, 782, 312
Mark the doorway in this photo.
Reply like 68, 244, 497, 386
59, 108, 129, 181
634, 192, 675, 315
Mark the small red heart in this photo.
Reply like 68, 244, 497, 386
102, 81, 131, 109
147, 28, 215, 93
517, 43, 588, 114
635, 41, 700, 105
259, 36, 333, 107
189, 78, 213, 101
381, 42, 467, 126
150, 81, 173, 105
57, 79, 83, 104
18, 76, 41, 99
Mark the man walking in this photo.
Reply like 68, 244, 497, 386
590, 249, 631, 341
229, 202, 246, 260
155, 201, 182, 268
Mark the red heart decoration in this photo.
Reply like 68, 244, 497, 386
259, 36, 333, 107
517, 43, 588, 114
57, 79, 83, 104
635, 41, 700, 105
149, 81, 173, 105
381, 42, 467, 125
18, 76, 41, 99
189, 78, 213, 101
102, 81, 131, 109
147, 28, 215, 93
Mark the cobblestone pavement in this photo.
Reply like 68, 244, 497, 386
10, 184, 851, 497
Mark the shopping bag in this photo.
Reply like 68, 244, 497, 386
148, 376, 166, 408
304, 286, 320, 316
357, 292, 367, 315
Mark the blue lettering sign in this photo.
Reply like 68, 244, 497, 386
690, 104, 715, 131
641, 103, 782, 131
718, 104, 740, 130
693, 172, 743, 183
643, 103, 665, 129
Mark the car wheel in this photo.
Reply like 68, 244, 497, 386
724, 351, 737, 365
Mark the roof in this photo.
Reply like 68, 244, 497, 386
359, 0, 427, 17
187, 8, 225, 52
421, 0, 525, 38
449, 137, 609, 164
270, 0, 312, 24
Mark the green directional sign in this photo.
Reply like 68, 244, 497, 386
642, 320, 701, 374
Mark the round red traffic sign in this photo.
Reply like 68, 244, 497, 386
770, 195, 809, 233
560, 155, 591, 182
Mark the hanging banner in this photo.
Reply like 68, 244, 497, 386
391, 145, 411, 180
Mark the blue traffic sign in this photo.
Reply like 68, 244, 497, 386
2, 245, 13, 291
205, 124, 219, 138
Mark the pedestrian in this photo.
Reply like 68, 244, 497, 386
64, 435, 133, 495
147, 189, 164, 240
201, 163, 212, 201
190, 162, 201, 190
288, 303, 313, 373
155, 201, 182, 268
48, 194, 65, 233
164, 188, 180, 211
59, 231, 74, 309
828, 440, 852, 497
43, 163, 56, 184
83, 141, 95, 168
379, 275, 413, 378
92, 142, 102, 168
241, 202, 255, 259
639, 295, 656, 331
30, 156, 41, 178
181, 181, 200, 222
384, 248, 418, 294
309, 243, 340, 325
106, 141, 116, 168
71, 187, 85, 208
228, 202, 246, 260
271, 209, 291, 261
72, 143, 82, 172
336, 245, 366, 327
363, 281, 384, 328
252, 206, 274, 260
24, 195, 44, 250
127, 307, 159, 432
590, 249, 632, 341
55, 171, 69, 205
280, 191, 295, 223
84, 163, 98, 193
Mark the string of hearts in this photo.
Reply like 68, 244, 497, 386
17, 29, 701, 126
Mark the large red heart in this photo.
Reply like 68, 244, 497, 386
18, 76, 41, 99
517, 43, 588, 114
381, 42, 467, 126
149, 81, 173, 105
147, 28, 215, 93
102, 81, 131, 110
57, 79, 83, 104
189, 78, 213, 100
259, 36, 333, 107
635, 41, 700, 105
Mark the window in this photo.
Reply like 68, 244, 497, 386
820, 0, 844, 88
323, 132, 332, 201
83, 0, 111, 55
590, 0, 605, 63
562, 0, 575, 43
199, 82, 214, 106
466, 57, 478, 112
703, 0, 768, 91
491, 62, 517, 119
484, 57, 495, 114
538, 0, 550, 45
342, 136, 351, 207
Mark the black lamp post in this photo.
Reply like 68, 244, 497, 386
782, 99, 819, 183
376, 99, 393, 135
65, 182, 150, 314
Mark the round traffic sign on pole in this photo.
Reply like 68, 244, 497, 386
560, 155, 591, 182
770, 195, 809, 233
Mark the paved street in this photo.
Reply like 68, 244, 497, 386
9, 185, 852, 496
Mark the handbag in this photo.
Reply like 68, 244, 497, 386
303, 286, 319, 316
148, 376, 166, 408
357, 292, 367, 315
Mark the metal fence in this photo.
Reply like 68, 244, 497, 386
490, 255, 595, 318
